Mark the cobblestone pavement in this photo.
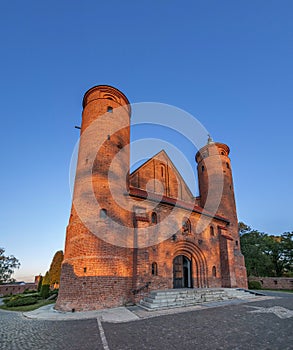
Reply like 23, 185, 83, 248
1, 291, 292, 350
0, 311, 102, 350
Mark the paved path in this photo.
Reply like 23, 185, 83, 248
0, 310, 103, 350
0, 291, 292, 350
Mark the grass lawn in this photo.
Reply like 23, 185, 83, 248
0, 299, 55, 312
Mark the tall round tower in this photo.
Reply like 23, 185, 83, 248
56, 85, 134, 311
196, 138, 237, 224
196, 138, 247, 288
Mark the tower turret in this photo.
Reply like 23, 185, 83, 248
196, 139, 236, 224
196, 138, 247, 288
56, 85, 134, 311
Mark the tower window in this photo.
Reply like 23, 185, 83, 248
151, 262, 158, 276
226, 162, 230, 169
151, 212, 157, 224
236, 240, 239, 247
210, 226, 214, 236
202, 165, 205, 172
160, 165, 165, 177
107, 106, 113, 113
100, 208, 107, 219
212, 266, 216, 277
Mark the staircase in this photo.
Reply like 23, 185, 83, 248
139, 288, 261, 310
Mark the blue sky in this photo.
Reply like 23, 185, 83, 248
0, 1, 292, 281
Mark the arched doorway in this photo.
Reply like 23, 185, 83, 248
173, 255, 192, 288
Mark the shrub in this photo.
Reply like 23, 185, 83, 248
5, 295, 20, 303
5, 296, 38, 307
248, 280, 262, 290
40, 284, 50, 299
49, 288, 59, 296
23, 289, 37, 294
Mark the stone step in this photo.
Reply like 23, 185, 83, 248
139, 288, 261, 311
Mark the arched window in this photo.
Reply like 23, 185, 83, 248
226, 162, 230, 169
182, 218, 191, 234
212, 266, 216, 277
202, 165, 205, 172
151, 262, 158, 276
107, 106, 113, 113
210, 226, 214, 236
151, 212, 157, 224
100, 208, 107, 219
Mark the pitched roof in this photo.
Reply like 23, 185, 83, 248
129, 149, 194, 200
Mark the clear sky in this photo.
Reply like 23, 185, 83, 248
0, 1, 292, 282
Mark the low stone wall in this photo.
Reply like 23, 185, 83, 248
249, 277, 293, 290
0, 283, 37, 297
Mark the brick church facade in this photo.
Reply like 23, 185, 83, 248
56, 85, 247, 312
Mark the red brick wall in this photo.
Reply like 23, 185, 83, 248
56, 85, 248, 312
249, 277, 293, 290
0, 283, 37, 297
196, 142, 247, 288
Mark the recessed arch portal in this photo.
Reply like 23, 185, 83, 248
173, 241, 208, 288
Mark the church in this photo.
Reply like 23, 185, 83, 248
56, 85, 247, 311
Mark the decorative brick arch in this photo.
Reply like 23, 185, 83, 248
173, 241, 208, 288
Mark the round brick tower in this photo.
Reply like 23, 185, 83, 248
56, 85, 134, 311
196, 138, 236, 223
196, 138, 247, 288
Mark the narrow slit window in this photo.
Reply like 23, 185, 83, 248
151, 262, 158, 276
151, 212, 157, 224
212, 266, 216, 277
161, 165, 165, 177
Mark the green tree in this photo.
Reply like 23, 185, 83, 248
238, 222, 251, 235
48, 250, 63, 287
281, 232, 293, 274
0, 248, 20, 284
42, 271, 50, 285
40, 271, 50, 298
239, 223, 293, 277
37, 275, 43, 292
265, 233, 293, 277
240, 226, 273, 276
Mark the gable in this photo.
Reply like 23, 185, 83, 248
129, 150, 194, 202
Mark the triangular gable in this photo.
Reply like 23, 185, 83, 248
129, 150, 194, 202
